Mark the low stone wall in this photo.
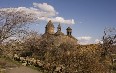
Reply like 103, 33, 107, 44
13, 54, 65, 72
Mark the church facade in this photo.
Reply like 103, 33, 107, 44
42, 20, 78, 46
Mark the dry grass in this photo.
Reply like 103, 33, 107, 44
0, 56, 19, 73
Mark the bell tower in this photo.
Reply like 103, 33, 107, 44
57, 23, 61, 31
45, 20, 54, 34
66, 27, 72, 35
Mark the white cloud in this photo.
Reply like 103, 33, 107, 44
49, 17, 75, 24
1, 7, 42, 17
77, 36, 92, 45
33, 3, 56, 13
94, 39, 103, 44
38, 17, 75, 24
33, 2, 74, 24
0, 2, 75, 24
33, 3, 58, 17
77, 36, 92, 41
95, 39, 100, 44
16, 7, 55, 17
77, 36, 103, 45
78, 41, 90, 45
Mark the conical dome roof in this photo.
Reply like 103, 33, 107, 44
57, 23, 61, 31
66, 27, 72, 30
58, 23, 61, 28
46, 20, 54, 28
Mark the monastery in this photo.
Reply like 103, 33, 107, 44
42, 20, 78, 46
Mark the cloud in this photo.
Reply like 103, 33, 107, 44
38, 17, 75, 24
77, 36, 92, 41
33, 2, 74, 24
77, 36, 103, 45
77, 36, 92, 45
94, 39, 103, 44
32, 3, 58, 17
33, 3, 57, 14
0, 2, 75, 24
1, 7, 42, 17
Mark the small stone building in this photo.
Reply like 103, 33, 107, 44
42, 20, 78, 46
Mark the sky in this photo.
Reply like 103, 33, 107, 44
0, 0, 116, 44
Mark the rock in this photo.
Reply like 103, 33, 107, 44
55, 66, 61, 72
22, 62, 27, 66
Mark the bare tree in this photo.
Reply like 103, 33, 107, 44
0, 8, 38, 44
100, 27, 116, 72
19, 31, 42, 57
101, 27, 116, 57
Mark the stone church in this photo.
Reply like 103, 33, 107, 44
42, 20, 78, 46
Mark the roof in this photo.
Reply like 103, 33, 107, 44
46, 20, 54, 28
66, 27, 72, 30
55, 31, 64, 36
58, 23, 61, 28
68, 35, 78, 41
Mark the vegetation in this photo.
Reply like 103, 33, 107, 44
0, 8, 38, 44
0, 8, 115, 73
0, 56, 20, 73
1, 30, 115, 73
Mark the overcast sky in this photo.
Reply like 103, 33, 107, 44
0, 0, 116, 44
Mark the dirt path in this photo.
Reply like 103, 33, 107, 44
6, 66, 42, 73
